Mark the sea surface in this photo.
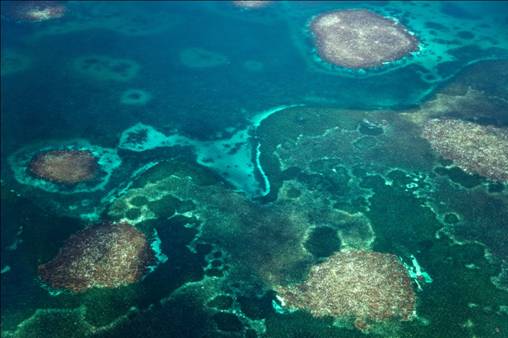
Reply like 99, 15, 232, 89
1, 1, 508, 337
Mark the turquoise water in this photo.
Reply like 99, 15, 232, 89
1, 1, 508, 337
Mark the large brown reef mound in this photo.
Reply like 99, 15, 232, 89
276, 250, 416, 331
311, 9, 418, 68
38, 222, 154, 293
29, 149, 98, 185
422, 118, 508, 182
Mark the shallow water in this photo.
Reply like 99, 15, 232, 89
1, 1, 508, 337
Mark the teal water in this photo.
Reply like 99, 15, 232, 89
1, 1, 508, 337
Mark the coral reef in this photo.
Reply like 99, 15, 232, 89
8, 140, 121, 194
107, 158, 375, 286
107, 170, 313, 285
38, 222, 154, 293
232, 1, 271, 9
1, 49, 32, 76
120, 89, 152, 106
29, 150, 98, 185
179, 48, 230, 69
403, 60, 508, 126
26, 2, 181, 39
72, 55, 140, 82
243, 60, 264, 72
4, 1, 66, 23
310, 9, 418, 68
275, 126, 358, 172
275, 250, 416, 332
422, 118, 508, 181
